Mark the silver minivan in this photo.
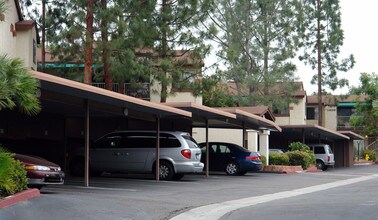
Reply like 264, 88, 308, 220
308, 144, 335, 171
69, 131, 204, 180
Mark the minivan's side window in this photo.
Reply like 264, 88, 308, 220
314, 146, 326, 154
92, 135, 122, 149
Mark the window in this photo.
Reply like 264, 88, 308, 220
314, 147, 325, 154
92, 135, 122, 149
273, 107, 289, 115
218, 145, 231, 153
306, 107, 318, 120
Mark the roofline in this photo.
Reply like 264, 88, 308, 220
338, 131, 365, 140
30, 71, 192, 118
224, 109, 282, 132
281, 124, 349, 140
162, 102, 236, 119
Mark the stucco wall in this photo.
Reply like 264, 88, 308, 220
192, 127, 244, 146
0, 0, 18, 57
16, 29, 37, 70
324, 105, 337, 130
289, 96, 306, 125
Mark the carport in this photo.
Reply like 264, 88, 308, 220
0, 71, 193, 186
269, 125, 354, 167
163, 103, 282, 169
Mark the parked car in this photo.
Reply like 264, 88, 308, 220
13, 154, 65, 189
269, 149, 284, 154
69, 131, 204, 181
198, 142, 262, 175
308, 144, 335, 171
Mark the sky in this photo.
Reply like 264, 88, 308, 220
300, 0, 378, 94
205, 1, 378, 95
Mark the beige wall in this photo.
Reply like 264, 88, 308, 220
0, 0, 37, 70
0, 0, 18, 57
192, 128, 244, 146
324, 105, 337, 130
16, 28, 37, 70
275, 96, 306, 126
289, 96, 306, 125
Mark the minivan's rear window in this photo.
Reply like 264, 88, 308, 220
182, 135, 199, 149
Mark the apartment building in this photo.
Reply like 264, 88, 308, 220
0, 0, 37, 69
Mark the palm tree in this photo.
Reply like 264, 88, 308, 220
0, 55, 41, 115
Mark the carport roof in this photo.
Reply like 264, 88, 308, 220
30, 71, 192, 118
221, 109, 282, 132
338, 131, 364, 140
162, 102, 236, 119
280, 125, 349, 140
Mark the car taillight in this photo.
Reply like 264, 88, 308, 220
181, 149, 191, 159
328, 155, 330, 161
246, 155, 260, 161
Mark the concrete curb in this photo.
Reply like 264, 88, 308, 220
0, 188, 40, 209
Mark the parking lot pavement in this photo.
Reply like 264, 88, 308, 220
1, 165, 377, 220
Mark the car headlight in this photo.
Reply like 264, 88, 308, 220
25, 165, 50, 171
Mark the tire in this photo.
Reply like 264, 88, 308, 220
316, 160, 327, 171
69, 157, 85, 177
172, 173, 185, 180
158, 161, 174, 181
225, 161, 239, 175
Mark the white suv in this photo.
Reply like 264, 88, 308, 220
308, 144, 335, 171
69, 131, 204, 180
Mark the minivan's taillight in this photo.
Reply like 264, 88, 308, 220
181, 149, 191, 159
328, 155, 331, 162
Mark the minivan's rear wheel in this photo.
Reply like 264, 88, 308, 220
159, 161, 174, 181
225, 161, 239, 175
70, 157, 84, 177
316, 160, 327, 171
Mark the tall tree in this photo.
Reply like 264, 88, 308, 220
207, 0, 301, 109
0, 55, 41, 115
148, 0, 214, 102
298, 0, 354, 125
349, 73, 378, 137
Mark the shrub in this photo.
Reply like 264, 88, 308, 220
288, 142, 310, 152
361, 149, 376, 161
0, 146, 27, 198
269, 152, 290, 165
286, 150, 314, 170
261, 155, 267, 165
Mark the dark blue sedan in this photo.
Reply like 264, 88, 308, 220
198, 142, 263, 175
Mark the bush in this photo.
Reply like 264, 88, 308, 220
0, 146, 27, 198
261, 155, 267, 165
269, 152, 290, 165
288, 142, 310, 152
286, 150, 314, 170
361, 149, 376, 161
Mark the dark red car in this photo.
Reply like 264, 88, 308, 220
14, 154, 65, 189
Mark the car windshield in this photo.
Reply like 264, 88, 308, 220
182, 135, 199, 149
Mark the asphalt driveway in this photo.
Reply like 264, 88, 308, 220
1, 165, 377, 220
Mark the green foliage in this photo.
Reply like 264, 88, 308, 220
298, 0, 354, 92
0, 146, 28, 198
261, 155, 267, 165
207, 0, 301, 108
0, 55, 41, 115
288, 142, 310, 151
201, 74, 236, 107
286, 150, 313, 170
269, 152, 290, 165
287, 142, 316, 169
350, 73, 378, 137
360, 149, 376, 162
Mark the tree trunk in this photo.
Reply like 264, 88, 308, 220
102, 0, 112, 91
84, 0, 94, 85
160, 0, 168, 103
316, 0, 322, 126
